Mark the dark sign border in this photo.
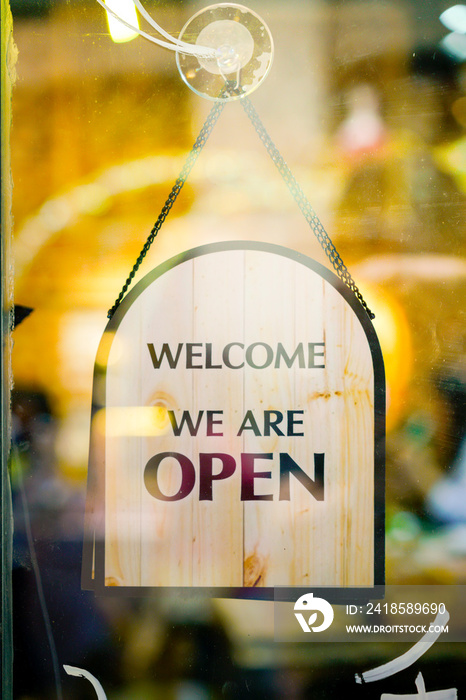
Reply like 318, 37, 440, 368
82, 241, 385, 601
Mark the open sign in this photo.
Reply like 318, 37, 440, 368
83, 242, 385, 598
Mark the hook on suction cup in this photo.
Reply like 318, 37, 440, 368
176, 4, 274, 102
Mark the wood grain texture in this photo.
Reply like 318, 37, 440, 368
242, 251, 296, 587
191, 251, 244, 586
90, 245, 379, 590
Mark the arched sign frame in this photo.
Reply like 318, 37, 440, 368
82, 241, 385, 601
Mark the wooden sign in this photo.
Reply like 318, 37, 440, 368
82, 241, 385, 598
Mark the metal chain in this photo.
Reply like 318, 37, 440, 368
109, 89, 374, 321
107, 99, 226, 318
240, 97, 375, 320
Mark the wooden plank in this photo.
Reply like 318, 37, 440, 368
138, 261, 194, 587
242, 250, 297, 587
191, 250, 244, 586
104, 262, 195, 587
291, 275, 374, 586
289, 269, 328, 586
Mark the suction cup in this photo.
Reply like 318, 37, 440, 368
176, 4, 274, 101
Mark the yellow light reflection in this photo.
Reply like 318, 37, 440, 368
367, 287, 413, 430
357, 282, 413, 432
104, 0, 139, 43
94, 406, 171, 437
95, 331, 119, 368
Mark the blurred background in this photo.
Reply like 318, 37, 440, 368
7, 0, 466, 697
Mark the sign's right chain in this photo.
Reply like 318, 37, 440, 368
240, 96, 375, 320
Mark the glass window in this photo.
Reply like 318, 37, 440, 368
3, 1, 466, 698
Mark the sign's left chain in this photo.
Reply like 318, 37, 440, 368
107, 99, 225, 319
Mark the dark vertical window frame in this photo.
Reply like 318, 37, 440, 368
1, 1, 14, 698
